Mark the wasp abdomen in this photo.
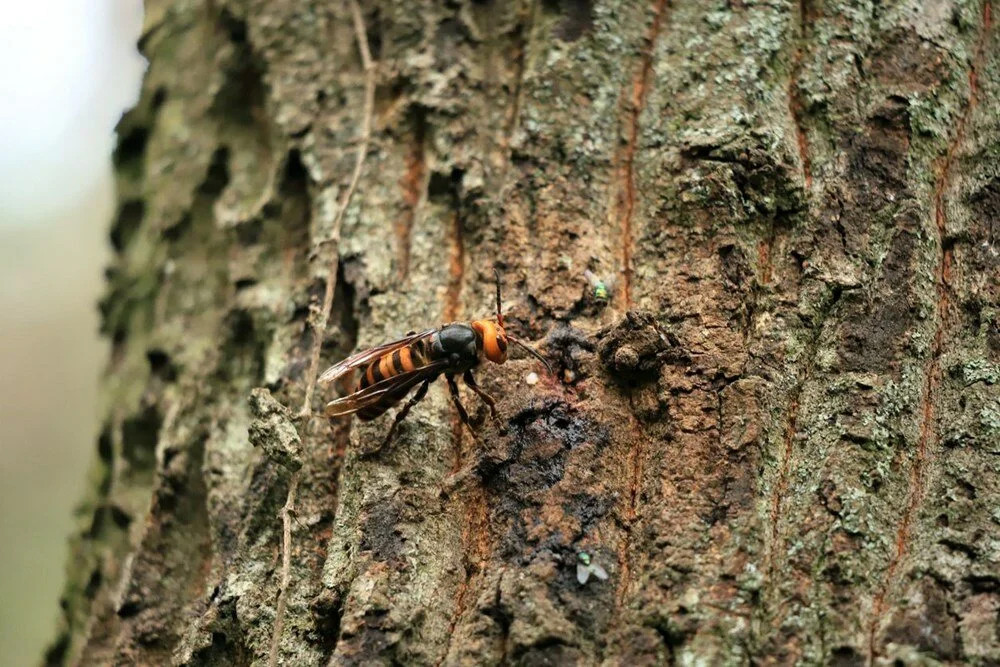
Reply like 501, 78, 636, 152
358, 343, 425, 390
352, 340, 430, 421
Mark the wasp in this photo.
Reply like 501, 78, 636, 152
319, 271, 549, 446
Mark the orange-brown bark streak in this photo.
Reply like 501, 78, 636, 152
758, 237, 773, 285
767, 395, 801, 567
867, 3, 992, 661
445, 212, 464, 323
439, 485, 490, 666
396, 126, 426, 280
615, 410, 646, 606
437, 210, 493, 665
762, 314, 828, 597
758, 222, 780, 285
617, 0, 669, 307
612, 3, 670, 605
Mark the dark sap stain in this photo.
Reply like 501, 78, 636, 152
359, 500, 405, 565
844, 98, 911, 218
479, 400, 609, 560
836, 223, 919, 373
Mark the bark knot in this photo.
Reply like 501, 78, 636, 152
248, 388, 303, 472
598, 311, 681, 382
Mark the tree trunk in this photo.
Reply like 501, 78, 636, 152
49, 0, 1000, 664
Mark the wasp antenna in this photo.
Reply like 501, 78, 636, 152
509, 335, 553, 375
493, 268, 504, 328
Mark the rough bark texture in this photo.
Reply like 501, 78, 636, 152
49, 0, 1000, 665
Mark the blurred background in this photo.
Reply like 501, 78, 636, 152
0, 1, 146, 663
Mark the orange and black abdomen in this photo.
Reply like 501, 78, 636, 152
356, 340, 428, 420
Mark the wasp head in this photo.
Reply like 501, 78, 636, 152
472, 319, 509, 364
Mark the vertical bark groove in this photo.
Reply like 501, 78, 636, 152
788, 0, 814, 189
396, 110, 427, 281
614, 0, 670, 308
763, 288, 841, 588
614, 408, 648, 608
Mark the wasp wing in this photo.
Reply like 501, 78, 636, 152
324, 361, 448, 418
318, 328, 436, 385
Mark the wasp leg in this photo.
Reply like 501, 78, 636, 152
462, 370, 506, 435
446, 374, 479, 441
381, 379, 431, 449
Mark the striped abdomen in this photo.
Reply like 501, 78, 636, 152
356, 339, 430, 420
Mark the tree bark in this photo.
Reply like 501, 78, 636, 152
49, 0, 1000, 664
